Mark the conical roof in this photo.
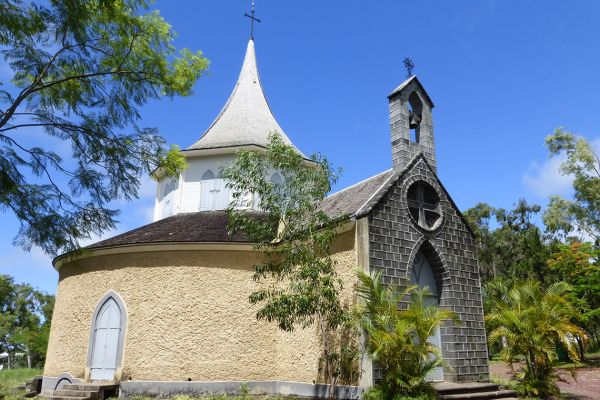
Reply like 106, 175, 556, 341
188, 40, 303, 155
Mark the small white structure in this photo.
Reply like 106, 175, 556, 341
153, 40, 303, 221
0, 352, 9, 370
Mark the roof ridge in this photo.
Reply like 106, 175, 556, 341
354, 153, 422, 218
326, 169, 393, 199
353, 170, 399, 217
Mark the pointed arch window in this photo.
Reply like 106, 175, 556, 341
161, 177, 178, 218
202, 170, 215, 180
200, 170, 229, 211
411, 251, 440, 304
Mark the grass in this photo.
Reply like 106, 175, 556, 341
0, 369, 42, 390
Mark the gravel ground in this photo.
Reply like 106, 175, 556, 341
489, 362, 600, 400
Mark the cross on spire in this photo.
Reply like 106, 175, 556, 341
403, 57, 415, 78
244, 0, 261, 40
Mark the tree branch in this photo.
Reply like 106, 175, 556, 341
0, 37, 106, 130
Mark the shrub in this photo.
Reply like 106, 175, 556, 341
486, 280, 584, 398
357, 271, 458, 400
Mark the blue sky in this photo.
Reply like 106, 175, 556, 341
2, 0, 600, 293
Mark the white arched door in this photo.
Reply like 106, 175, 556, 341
411, 251, 444, 382
90, 297, 122, 381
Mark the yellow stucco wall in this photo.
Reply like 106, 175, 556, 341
273, 230, 358, 382
44, 229, 358, 383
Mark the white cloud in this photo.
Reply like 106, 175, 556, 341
0, 246, 57, 293
0, 246, 52, 270
139, 205, 156, 223
137, 175, 157, 201
592, 137, 600, 153
522, 154, 573, 198
523, 136, 600, 199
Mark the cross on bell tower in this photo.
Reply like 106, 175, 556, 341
403, 57, 415, 78
244, 0, 261, 40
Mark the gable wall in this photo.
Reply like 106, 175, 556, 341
367, 158, 489, 382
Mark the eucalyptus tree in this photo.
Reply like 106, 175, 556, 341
544, 128, 600, 242
0, 0, 207, 254
223, 132, 354, 386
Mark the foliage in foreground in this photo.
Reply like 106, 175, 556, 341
486, 280, 584, 399
0, 0, 207, 255
362, 386, 432, 400
0, 275, 53, 368
356, 270, 458, 400
223, 133, 357, 386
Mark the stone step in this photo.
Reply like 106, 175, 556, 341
440, 389, 519, 400
53, 383, 118, 400
44, 396, 93, 400
435, 382, 501, 394
53, 390, 98, 398
61, 384, 117, 391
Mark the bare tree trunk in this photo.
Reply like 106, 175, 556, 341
576, 336, 585, 362
319, 318, 336, 400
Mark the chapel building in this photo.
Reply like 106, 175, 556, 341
42, 37, 490, 397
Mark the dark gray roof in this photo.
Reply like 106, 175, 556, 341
87, 211, 261, 249
321, 169, 395, 220
87, 172, 396, 250
388, 75, 435, 108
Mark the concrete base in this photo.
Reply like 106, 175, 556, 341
41, 373, 82, 395
119, 380, 362, 399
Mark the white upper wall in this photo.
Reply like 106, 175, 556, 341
154, 155, 283, 221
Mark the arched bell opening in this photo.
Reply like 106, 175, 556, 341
407, 91, 423, 144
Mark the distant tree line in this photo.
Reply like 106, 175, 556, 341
0, 275, 54, 369
464, 128, 600, 398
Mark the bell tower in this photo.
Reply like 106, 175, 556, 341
388, 76, 436, 172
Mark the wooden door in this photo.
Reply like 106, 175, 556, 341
411, 252, 444, 382
90, 298, 122, 381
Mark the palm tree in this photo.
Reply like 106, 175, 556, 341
486, 280, 585, 398
356, 271, 459, 399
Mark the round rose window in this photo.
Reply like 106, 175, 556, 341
407, 181, 442, 230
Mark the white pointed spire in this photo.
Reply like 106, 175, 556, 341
188, 40, 303, 155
